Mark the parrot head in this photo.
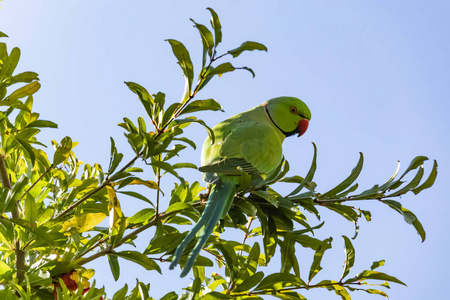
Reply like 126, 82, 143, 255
264, 96, 311, 137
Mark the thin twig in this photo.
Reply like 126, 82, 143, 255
17, 166, 53, 203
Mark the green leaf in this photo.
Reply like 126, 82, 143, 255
228, 41, 268, 58
209, 62, 236, 76
125, 81, 154, 118
197, 292, 233, 299
279, 232, 298, 276
9, 71, 39, 85
314, 280, 351, 300
151, 160, 180, 179
117, 191, 154, 206
253, 190, 278, 207
112, 284, 128, 300
381, 200, 426, 242
53, 136, 73, 165
207, 8, 222, 47
386, 165, 424, 197
401, 156, 428, 177
322, 152, 363, 198
3, 175, 29, 213
7, 81, 41, 100
173, 118, 215, 144
160, 291, 178, 300
308, 237, 332, 282
235, 241, 260, 282
370, 260, 385, 270
233, 271, 264, 293
255, 273, 305, 290
190, 19, 214, 66
111, 251, 162, 274
180, 99, 224, 115
345, 270, 406, 286
26, 119, 58, 129
108, 137, 124, 174
379, 161, 401, 192
323, 204, 358, 223
0, 47, 20, 77
364, 289, 389, 298
62, 213, 107, 233
341, 236, 355, 280
287, 143, 317, 196
162, 102, 181, 127
166, 39, 194, 101
412, 160, 438, 194
1, 219, 55, 246
14, 136, 35, 166
172, 162, 198, 170
216, 240, 239, 279
108, 254, 121, 281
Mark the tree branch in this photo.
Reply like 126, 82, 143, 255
0, 155, 25, 284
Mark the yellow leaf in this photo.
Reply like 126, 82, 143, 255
62, 213, 106, 233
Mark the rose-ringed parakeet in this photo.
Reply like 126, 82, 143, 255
169, 96, 311, 277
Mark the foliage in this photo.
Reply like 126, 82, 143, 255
0, 9, 437, 300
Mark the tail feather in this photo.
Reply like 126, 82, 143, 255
170, 176, 237, 277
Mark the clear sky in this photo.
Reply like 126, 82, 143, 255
1, 1, 449, 299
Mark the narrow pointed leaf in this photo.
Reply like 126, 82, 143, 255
166, 39, 194, 101
308, 237, 332, 282
341, 236, 355, 280
180, 99, 224, 115
233, 271, 264, 293
322, 152, 363, 198
7, 81, 41, 100
413, 160, 438, 194
228, 41, 268, 58
287, 143, 317, 196
110, 251, 161, 273
207, 8, 222, 47
345, 270, 406, 286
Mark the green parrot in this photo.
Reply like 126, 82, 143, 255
169, 96, 311, 277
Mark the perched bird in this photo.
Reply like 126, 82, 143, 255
169, 96, 311, 277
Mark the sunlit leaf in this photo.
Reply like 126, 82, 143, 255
207, 8, 222, 47
110, 251, 161, 273
108, 254, 120, 281
62, 213, 107, 233
371, 260, 385, 270
166, 39, 194, 101
125, 81, 154, 118
7, 81, 40, 100
341, 236, 355, 280
308, 237, 332, 282
255, 273, 305, 290
345, 270, 406, 286
180, 99, 223, 115
26, 119, 58, 128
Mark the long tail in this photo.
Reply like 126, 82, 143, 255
169, 176, 237, 277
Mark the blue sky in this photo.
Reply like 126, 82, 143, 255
1, 1, 449, 299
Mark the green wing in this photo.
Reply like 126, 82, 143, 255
201, 105, 285, 177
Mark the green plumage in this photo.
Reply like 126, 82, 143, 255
169, 96, 311, 277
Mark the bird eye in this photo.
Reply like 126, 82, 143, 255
290, 107, 298, 114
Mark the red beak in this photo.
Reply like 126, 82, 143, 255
297, 119, 309, 137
